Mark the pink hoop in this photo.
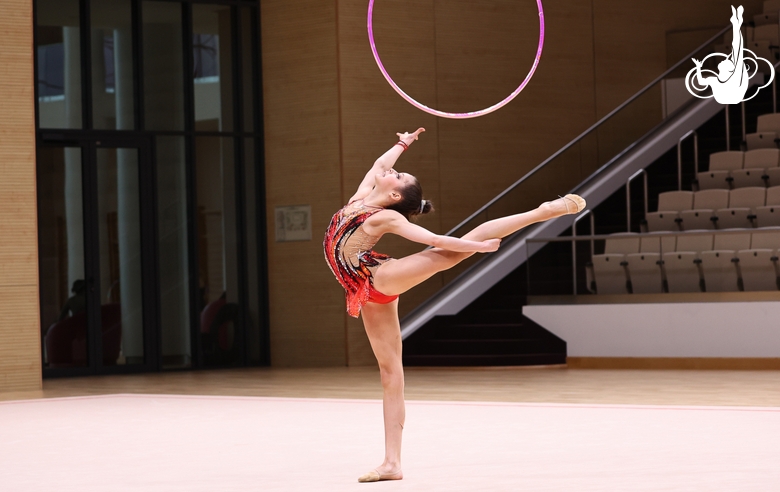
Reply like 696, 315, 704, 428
367, 1, 545, 119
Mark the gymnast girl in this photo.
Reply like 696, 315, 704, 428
691, 5, 749, 104
323, 128, 585, 483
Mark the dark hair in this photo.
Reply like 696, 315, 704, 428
71, 279, 86, 294
385, 177, 434, 220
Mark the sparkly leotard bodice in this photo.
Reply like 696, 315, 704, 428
323, 200, 398, 317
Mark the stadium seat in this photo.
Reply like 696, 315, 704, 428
639, 233, 677, 254
623, 234, 674, 294
765, 166, 780, 186
751, 227, 780, 249
592, 233, 640, 294
755, 186, 780, 227
746, 113, 780, 151
680, 190, 729, 230
764, 0, 780, 11
732, 148, 779, 188
716, 187, 766, 229
754, 11, 779, 27
752, 39, 778, 64
662, 232, 713, 293
699, 231, 751, 292
696, 151, 743, 190
753, 23, 779, 45
646, 191, 693, 232
737, 248, 780, 291
735, 228, 780, 291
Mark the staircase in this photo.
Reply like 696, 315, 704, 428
403, 265, 567, 366
402, 26, 777, 367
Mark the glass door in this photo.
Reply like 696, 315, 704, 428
38, 145, 89, 370
38, 137, 157, 375
92, 144, 149, 368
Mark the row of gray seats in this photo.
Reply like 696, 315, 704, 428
645, 187, 780, 231
696, 149, 780, 190
590, 229, 780, 294
746, 114, 780, 152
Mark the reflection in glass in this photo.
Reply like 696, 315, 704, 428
36, 0, 82, 129
91, 0, 135, 130
157, 136, 192, 368
143, 1, 184, 130
96, 148, 144, 365
241, 7, 255, 132
38, 147, 87, 368
193, 5, 233, 132
196, 137, 240, 366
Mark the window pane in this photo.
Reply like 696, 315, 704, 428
38, 147, 87, 368
91, 0, 135, 130
241, 7, 255, 132
157, 136, 192, 369
143, 1, 184, 131
195, 136, 240, 366
193, 5, 233, 132
96, 148, 144, 365
36, 0, 82, 129
244, 138, 262, 363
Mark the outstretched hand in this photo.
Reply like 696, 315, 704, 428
691, 58, 703, 67
479, 238, 501, 253
397, 128, 425, 146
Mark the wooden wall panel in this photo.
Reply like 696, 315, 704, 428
434, 0, 596, 233
0, 286, 40, 390
0, 0, 40, 392
262, 0, 770, 367
261, 0, 345, 366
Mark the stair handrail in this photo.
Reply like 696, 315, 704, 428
571, 210, 595, 294
677, 130, 698, 190
531, 227, 780, 243
626, 169, 648, 232
443, 24, 730, 238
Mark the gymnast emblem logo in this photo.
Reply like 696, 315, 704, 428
685, 5, 774, 104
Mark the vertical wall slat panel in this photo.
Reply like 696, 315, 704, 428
0, 0, 40, 391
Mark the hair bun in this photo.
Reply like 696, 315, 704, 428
421, 199, 434, 215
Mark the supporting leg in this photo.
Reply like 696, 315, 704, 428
357, 299, 405, 482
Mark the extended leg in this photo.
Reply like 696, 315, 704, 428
373, 195, 584, 296
729, 6, 744, 65
459, 195, 583, 242
357, 299, 405, 483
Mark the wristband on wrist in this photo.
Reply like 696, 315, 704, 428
395, 141, 409, 151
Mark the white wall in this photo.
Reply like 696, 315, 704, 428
524, 302, 780, 358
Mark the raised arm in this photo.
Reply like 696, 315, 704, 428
348, 128, 425, 204
691, 58, 708, 87
364, 210, 500, 253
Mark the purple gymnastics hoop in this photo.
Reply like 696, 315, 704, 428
367, 0, 545, 119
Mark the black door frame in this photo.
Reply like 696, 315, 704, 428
39, 133, 160, 377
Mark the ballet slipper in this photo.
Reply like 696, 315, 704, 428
357, 469, 403, 483
560, 194, 586, 214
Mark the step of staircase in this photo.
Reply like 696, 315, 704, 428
402, 353, 566, 367
402, 311, 566, 367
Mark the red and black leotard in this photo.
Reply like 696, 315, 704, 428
323, 200, 399, 317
